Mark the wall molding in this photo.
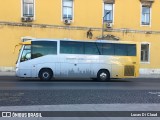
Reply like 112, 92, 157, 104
0, 21, 160, 34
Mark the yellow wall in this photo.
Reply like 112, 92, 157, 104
1, 0, 160, 29
0, 0, 160, 70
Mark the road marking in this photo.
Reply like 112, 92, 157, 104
148, 92, 160, 94
148, 92, 160, 97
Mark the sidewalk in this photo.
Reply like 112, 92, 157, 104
0, 104, 160, 120
1, 104, 160, 111
138, 74, 160, 78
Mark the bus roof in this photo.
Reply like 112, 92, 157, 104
20, 38, 138, 44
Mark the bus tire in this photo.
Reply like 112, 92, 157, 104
39, 68, 53, 81
97, 70, 110, 81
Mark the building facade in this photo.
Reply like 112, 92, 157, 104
0, 0, 159, 75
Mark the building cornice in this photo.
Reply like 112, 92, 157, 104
0, 21, 160, 34
103, 0, 115, 4
140, 0, 154, 7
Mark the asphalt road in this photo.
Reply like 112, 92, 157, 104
0, 76, 160, 106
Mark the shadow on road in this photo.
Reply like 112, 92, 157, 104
17, 78, 132, 83
0, 76, 136, 83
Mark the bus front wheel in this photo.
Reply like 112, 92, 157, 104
97, 70, 110, 81
39, 69, 53, 81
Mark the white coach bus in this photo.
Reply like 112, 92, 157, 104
16, 39, 140, 81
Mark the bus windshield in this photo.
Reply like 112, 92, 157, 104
20, 45, 31, 62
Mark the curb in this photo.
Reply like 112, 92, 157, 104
0, 71, 16, 76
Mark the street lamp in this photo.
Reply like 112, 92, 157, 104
102, 12, 109, 39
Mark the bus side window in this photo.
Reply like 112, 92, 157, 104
31, 41, 57, 59
102, 43, 114, 55
127, 44, 136, 56
115, 44, 127, 56
84, 42, 99, 55
60, 41, 84, 54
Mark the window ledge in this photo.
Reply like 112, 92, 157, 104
141, 24, 151, 27
141, 62, 150, 64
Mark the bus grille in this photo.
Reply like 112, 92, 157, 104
124, 65, 135, 76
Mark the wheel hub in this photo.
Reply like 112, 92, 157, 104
43, 72, 49, 79
100, 72, 107, 80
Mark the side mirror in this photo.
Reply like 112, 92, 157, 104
25, 53, 31, 59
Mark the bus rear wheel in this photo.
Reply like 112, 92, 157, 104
39, 69, 53, 81
97, 70, 110, 81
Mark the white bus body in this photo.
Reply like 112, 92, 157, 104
16, 39, 140, 81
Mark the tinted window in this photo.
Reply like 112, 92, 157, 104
31, 41, 57, 59
128, 44, 136, 56
98, 43, 136, 56
115, 44, 127, 56
84, 42, 99, 55
60, 41, 84, 54
102, 43, 114, 55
